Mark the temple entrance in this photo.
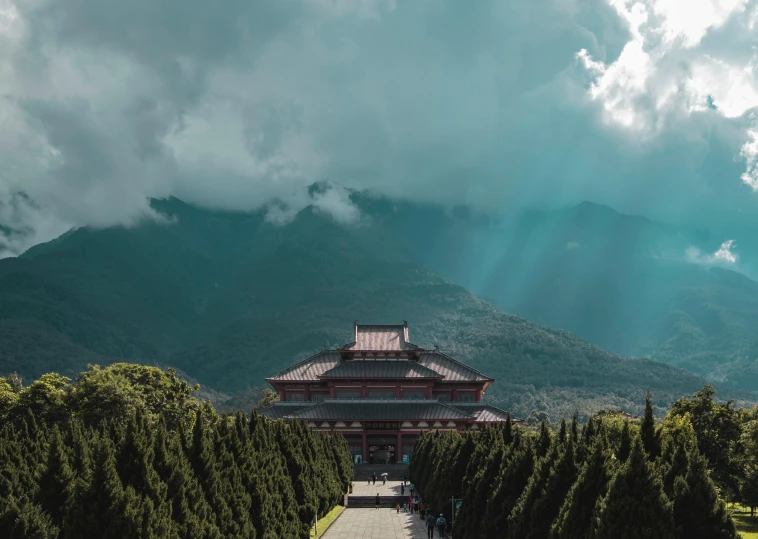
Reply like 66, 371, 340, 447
367, 435, 397, 464
344, 435, 364, 464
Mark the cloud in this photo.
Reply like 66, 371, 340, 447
577, 0, 758, 179
0, 0, 757, 254
686, 239, 739, 264
742, 129, 758, 189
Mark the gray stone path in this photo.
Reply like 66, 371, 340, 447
321, 508, 435, 539
352, 480, 411, 497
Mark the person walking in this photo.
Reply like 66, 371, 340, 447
403, 474, 407, 485
375, 493, 380, 510
367, 476, 371, 486
372, 473, 376, 485
426, 512, 437, 538
382, 475, 386, 485
436, 514, 447, 537
396, 503, 400, 514
401, 484, 405, 496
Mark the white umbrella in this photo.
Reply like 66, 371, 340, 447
380, 473, 389, 476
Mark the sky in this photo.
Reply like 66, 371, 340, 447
0, 0, 757, 256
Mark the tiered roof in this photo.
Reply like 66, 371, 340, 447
320, 360, 441, 379
341, 322, 420, 351
259, 399, 518, 422
265, 351, 492, 382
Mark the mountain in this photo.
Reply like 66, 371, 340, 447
354, 199, 758, 390
0, 195, 743, 421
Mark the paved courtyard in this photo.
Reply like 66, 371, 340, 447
351, 480, 416, 498
321, 508, 435, 539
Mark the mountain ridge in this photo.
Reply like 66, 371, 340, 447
0, 195, 749, 421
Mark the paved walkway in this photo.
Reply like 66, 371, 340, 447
321, 508, 435, 539
352, 480, 417, 498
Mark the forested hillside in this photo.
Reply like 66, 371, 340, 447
0, 364, 353, 539
0, 196, 747, 421
355, 197, 758, 391
410, 387, 757, 539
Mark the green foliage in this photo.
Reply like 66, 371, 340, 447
592, 437, 675, 539
410, 387, 742, 539
640, 392, 660, 460
254, 389, 279, 410
669, 386, 742, 495
0, 364, 353, 539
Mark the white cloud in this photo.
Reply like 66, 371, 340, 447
714, 239, 739, 262
686, 239, 739, 264
741, 128, 758, 189
653, 0, 749, 47
311, 184, 362, 225
579, 0, 758, 181
0, 0, 757, 255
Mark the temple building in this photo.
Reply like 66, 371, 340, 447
259, 322, 520, 464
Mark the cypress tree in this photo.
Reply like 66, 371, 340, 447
552, 438, 613, 539
503, 413, 513, 445
4, 498, 60, 539
591, 437, 675, 539
487, 434, 534, 538
507, 443, 561, 539
570, 412, 579, 443
64, 436, 140, 539
671, 450, 737, 539
641, 392, 659, 461
525, 436, 579, 539
617, 421, 632, 463
661, 443, 689, 499
536, 422, 552, 458
559, 419, 567, 444
36, 428, 75, 527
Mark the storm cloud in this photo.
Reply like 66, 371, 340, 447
0, 0, 756, 255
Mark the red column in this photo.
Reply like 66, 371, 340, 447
361, 384, 367, 398
395, 385, 402, 398
397, 432, 403, 464
362, 432, 368, 464
329, 385, 336, 399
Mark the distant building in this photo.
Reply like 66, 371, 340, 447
259, 321, 521, 464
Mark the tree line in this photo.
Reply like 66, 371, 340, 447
410, 386, 758, 539
0, 363, 353, 539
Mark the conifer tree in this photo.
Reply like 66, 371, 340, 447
552, 438, 613, 539
670, 450, 737, 539
485, 434, 534, 538
525, 436, 579, 539
536, 422, 552, 458
591, 437, 675, 539
570, 412, 579, 443
36, 428, 75, 527
617, 421, 632, 463
4, 497, 60, 539
64, 436, 139, 539
503, 413, 513, 445
661, 443, 689, 499
507, 442, 561, 538
559, 419, 567, 444
641, 392, 659, 461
